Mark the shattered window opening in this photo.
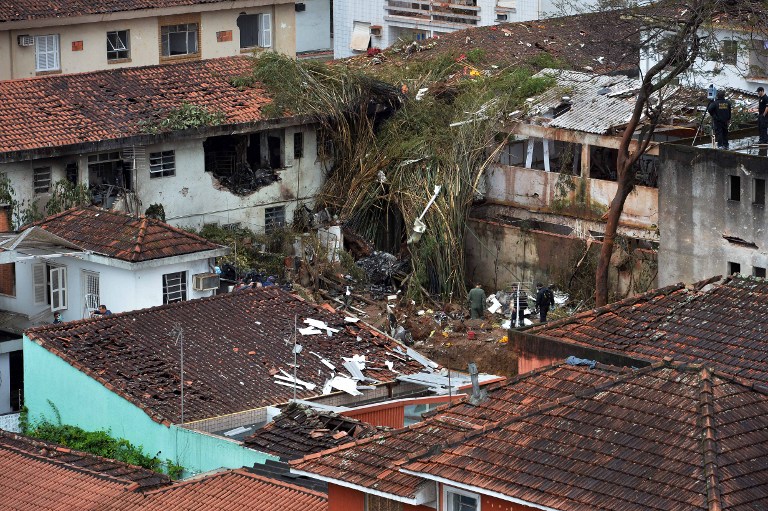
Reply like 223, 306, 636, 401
162, 271, 187, 304
729, 175, 741, 202
107, 30, 130, 60
754, 266, 766, 278
161, 24, 199, 57
33, 167, 52, 194
203, 134, 281, 195
728, 262, 741, 276
753, 178, 765, 206
88, 151, 132, 190
149, 150, 176, 178
265, 205, 286, 234
294, 132, 304, 159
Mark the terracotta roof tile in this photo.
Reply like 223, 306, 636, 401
243, 402, 384, 460
527, 275, 768, 384
23, 206, 223, 262
26, 288, 427, 424
295, 362, 768, 511
0, 56, 269, 155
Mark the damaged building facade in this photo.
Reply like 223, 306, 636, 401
0, 56, 329, 233
468, 70, 692, 297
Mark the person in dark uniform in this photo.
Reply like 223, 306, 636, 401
707, 90, 732, 150
758, 86, 768, 145
535, 283, 555, 323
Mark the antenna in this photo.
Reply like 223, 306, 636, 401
170, 323, 185, 424
292, 314, 300, 402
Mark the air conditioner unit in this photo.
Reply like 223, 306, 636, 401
192, 273, 221, 291
17, 35, 34, 47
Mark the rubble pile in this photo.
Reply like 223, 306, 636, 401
355, 251, 407, 284
215, 167, 280, 196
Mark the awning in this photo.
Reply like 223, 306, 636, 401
350, 22, 371, 52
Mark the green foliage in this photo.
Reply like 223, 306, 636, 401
140, 102, 226, 134
526, 52, 571, 70
18, 406, 29, 434
145, 203, 166, 222
44, 180, 91, 216
465, 48, 486, 64
164, 459, 185, 480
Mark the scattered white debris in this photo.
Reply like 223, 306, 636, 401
299, 327, 323, 336
304, 318, 340, 336
384, 360, 395, 371
275, 369, 316, 391
255, 321, 262, 325
223, 426, 252, 437
415, 87, 429, 101
344, 317, 359, 323
406, 346, 439, 370
327, 375, 363, 396
309, 351, 336, 370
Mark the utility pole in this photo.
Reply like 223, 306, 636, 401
171, 324, 185, 424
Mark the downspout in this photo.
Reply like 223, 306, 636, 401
7, 31, 14, 79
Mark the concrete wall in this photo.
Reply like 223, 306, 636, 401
658, 143, 768, 285
0, 3, 295, 79
466, 217, 658, 298
0, 254, 213, 324
295, 0, 332, 53
23, 337, 276, 476
485, 163, 658, 230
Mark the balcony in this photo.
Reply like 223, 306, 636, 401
384, 0, 481, 30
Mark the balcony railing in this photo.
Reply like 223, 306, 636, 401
385, 0, 481, 28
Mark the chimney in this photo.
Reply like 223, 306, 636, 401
467, 362, 487, 405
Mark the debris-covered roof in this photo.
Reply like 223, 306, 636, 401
291, 363, 628, 501
0, 56, 269, 157
0, 430, 170, 509
523, 68, 642, 134
22, 207, 224, 262
295, 361, 768, 510
115, 469, 328, 511
26, 288, 429, 424
243, 402, 383, 461
0, 0, 290, 22
526, 275, 768, 384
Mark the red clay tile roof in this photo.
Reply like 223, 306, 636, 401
112, 469, 327, 511
295, 361, 768, 511
0, 56, 270, 156
524, 275, 768, 384
243, 402, 384, 461
0, 0, 278, 22
0, 430, 170, 510
26, 287, 427, 424
23, 206, 223, 262
291, 363, 628, 499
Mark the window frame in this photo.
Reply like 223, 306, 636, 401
753, 178, 765, 206
0, 263, 16, 297
33, 167, 52, 194
728, 261, 741, 276
35, 34, 60, 72
107, 30, 131, 61
237, 13, 272, 49
720, 39, 738, 66
729, 175, 741, 202
160, 23, 200, 58
442, 486, 481, 511
81, 270, 100, 315
293, 132, 304, 159
753, 266, 766, 278
265, 205, 286, 234
162, 271, 188, 304
149, 150, 176, 178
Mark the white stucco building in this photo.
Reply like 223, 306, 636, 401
332, 0, 594, 59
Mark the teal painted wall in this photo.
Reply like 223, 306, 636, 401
23, 337, 276, 476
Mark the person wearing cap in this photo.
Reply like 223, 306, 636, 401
707, 90, 732, 150
758, 86, 768, 145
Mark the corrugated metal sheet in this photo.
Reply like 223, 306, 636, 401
526, 69, 641, 135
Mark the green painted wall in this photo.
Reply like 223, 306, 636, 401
23, 337, 276, 476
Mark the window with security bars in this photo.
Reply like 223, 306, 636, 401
161, 24, 199, 56
366, 495, 403, 511
149, 150, 176, 178
34, 167, 52, 194
444, 487, 479, 511
82, 270, 100, 314
264, 206, 286, 234
107, 30, 130, 60
35, 34, 60, 72
162, 271, 187, 304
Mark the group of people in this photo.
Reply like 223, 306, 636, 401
468, 282, 556, 324
706, 86, 768, 150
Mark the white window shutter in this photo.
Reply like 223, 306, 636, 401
260, 13, 272, 48
49, 266, 67, 312
51, 35, 60, 70
33, 264, 46, 305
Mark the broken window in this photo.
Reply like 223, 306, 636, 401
754, 178, 765, 205
754, 266, 766, 278
294, 132, 304, 159
265, 205, 286, 233
729, 175, 741, 201
65, 162, 78, 184
149, 150, 176, 178
721, 39, 738, 66
728, 262, 741, 275
107, 30, 130, 61
161, 24, 199, 57
162, 271, 187, 304
237, 13, 271, 49
33, 167, 51, 194
203, 134, 280, 195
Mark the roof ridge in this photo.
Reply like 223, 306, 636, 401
131, 216, 149, 261
698, 367, 723, 511
151, 220, 221, 248
21, 206, 83, 231
0, 431, 168, 488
